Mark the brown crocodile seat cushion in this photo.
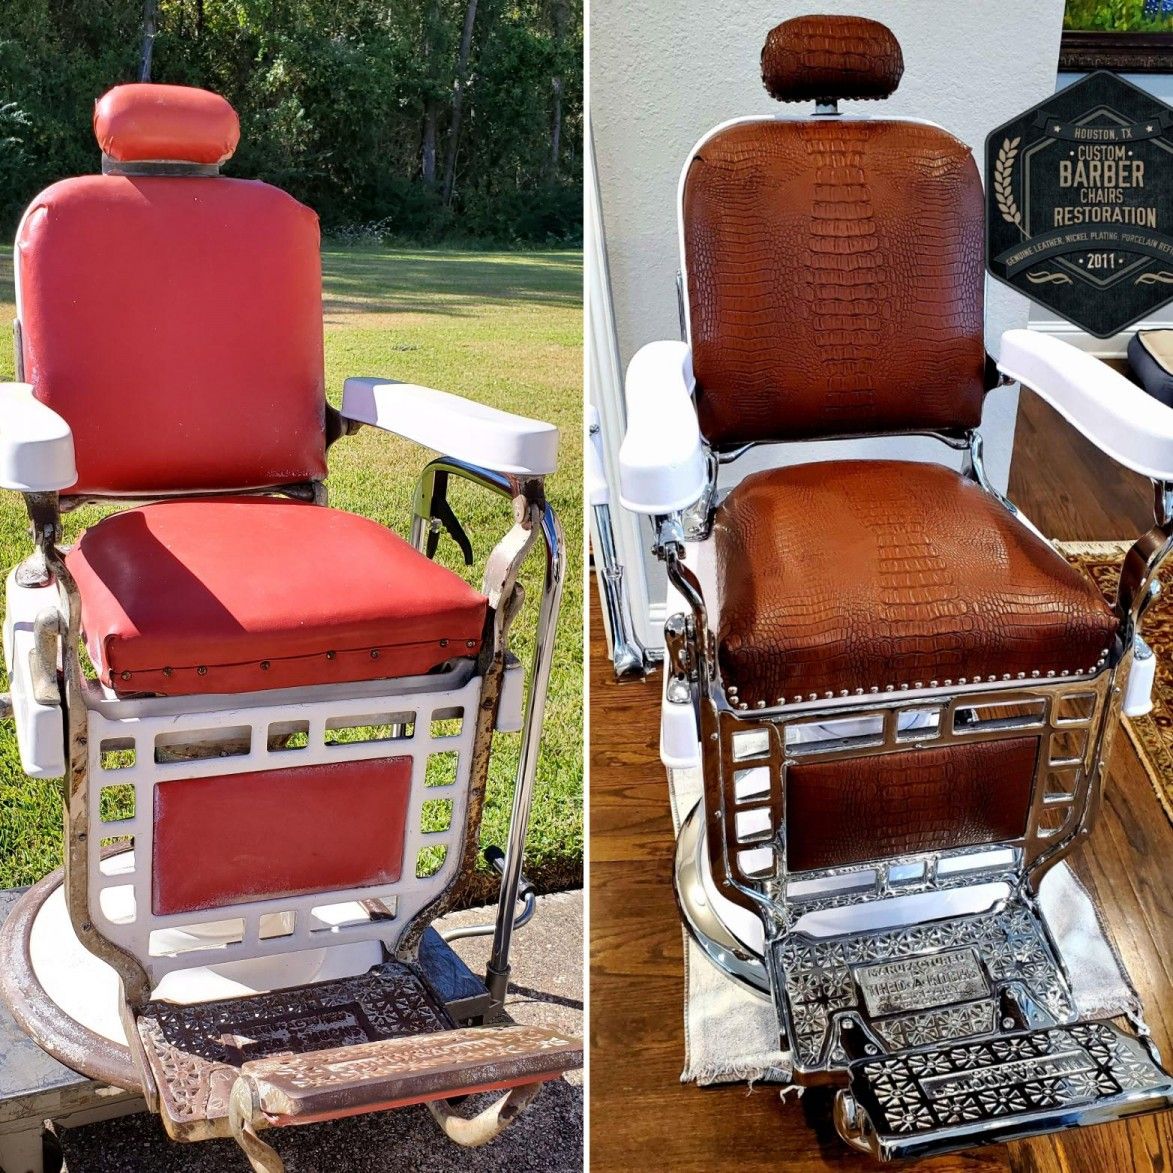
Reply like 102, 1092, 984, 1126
712, 461, 1119, 708
761, 15, 903, 103
683, 118, 986, 447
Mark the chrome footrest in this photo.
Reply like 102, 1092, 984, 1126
838, 1021, 1173, 1160
770, 894, 1074, 1080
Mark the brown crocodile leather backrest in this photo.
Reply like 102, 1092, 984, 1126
683, 22, 986, 447
762, 14, 903, 103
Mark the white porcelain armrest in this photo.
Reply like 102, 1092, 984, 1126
0, 383, 76, 492
341, 379, 558, 477
998, 330, 1173, 481
618, 341, 706, 514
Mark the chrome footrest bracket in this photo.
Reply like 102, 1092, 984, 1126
839, 1021, 1173, 1160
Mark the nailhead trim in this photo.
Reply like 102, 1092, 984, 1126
723, 653, 1113, 709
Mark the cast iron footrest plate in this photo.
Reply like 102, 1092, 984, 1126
244, 1023, 582, 1126
136, 960, 454, 1140
843, 1021, 1173, 1160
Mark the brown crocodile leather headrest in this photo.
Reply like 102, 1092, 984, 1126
761, 15, 903, 103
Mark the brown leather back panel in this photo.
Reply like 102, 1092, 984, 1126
683, 119, 986, 446
785, 737, 1038, 873
762, 15, 903, 103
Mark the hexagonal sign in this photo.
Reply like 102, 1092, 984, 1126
986, 71, 1173, 338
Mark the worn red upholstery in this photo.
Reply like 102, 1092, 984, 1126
18, 82, 326, 497
152, 757, 412, 915
18, 172, 326, 494
66, 497, 487, 696
94, 83, 240, 164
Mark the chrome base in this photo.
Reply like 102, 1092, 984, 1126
674, 798, 769, 996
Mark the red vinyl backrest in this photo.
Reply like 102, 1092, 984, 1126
15, 84, 327, 496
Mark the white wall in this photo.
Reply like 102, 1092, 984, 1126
590, 0, 1065, 646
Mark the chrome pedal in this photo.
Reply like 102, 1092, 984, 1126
837, 1021, 1173, 1160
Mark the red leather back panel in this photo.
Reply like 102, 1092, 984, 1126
17, 175, 327, 494
152, 757, 411, 916
683, 119, 986, 446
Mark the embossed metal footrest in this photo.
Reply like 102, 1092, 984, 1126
243, 1023, 582, 1126
135, 960, 456, 1141
135, 959, 581, 1147
770, 897, 1075, 1079
838, 1022, 1173, 1160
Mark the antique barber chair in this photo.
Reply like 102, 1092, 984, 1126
619, 14, 1173, 1159
0, 83, 579, 1171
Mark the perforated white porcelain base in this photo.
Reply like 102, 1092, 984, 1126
28, 856, 382, 1046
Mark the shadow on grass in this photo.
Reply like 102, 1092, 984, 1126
320, 248, 582, 318
0, 246, 582, 320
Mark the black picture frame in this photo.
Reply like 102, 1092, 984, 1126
1060, 30, 1173, 72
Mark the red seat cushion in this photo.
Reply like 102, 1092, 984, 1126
66, 497, 487, 696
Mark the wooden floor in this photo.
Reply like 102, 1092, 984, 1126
589, 394, 1173, 1171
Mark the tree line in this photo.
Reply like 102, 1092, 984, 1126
0, 0, 582, 244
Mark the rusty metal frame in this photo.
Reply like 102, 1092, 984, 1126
14, 457, 557, 1022
409, 456, 566, 1005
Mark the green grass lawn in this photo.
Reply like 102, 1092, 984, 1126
0, 245, 584, 905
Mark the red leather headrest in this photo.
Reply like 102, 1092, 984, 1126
94, 83, 240, 164
761, 15, 903, 103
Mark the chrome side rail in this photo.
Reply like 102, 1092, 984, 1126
411, 456, 566, 1008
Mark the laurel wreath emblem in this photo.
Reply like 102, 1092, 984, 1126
994, 136, 1023, 229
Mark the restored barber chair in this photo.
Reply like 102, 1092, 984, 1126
619, 15, 1173, 1159
0, 83, 579, 1170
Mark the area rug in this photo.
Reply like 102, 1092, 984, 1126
1057, 539, 1173, 825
